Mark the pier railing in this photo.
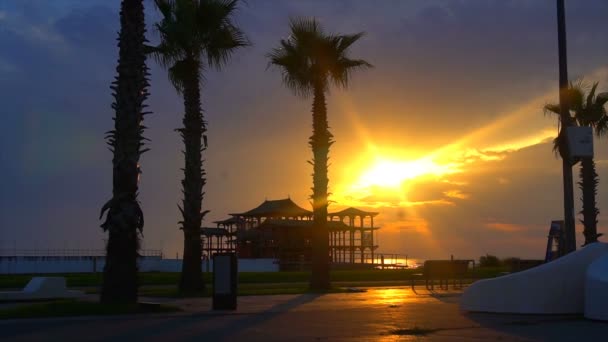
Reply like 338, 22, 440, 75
0, 249, 163, 258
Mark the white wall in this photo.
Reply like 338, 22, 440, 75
461, 243, 608, 314
0, 256, 279, 274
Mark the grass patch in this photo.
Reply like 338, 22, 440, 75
390, 326, 438, 336
137, 287, 208, 298
0, 300, 180, 320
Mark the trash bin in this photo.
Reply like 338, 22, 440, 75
212, 252, 237, 310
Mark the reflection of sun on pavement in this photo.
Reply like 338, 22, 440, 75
370, 288, 412, 306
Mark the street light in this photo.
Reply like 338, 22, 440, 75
556, 0, 576, 254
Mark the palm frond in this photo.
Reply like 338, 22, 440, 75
330, 57, 372, 88
167, 59, 196, 93
267, 16, 370, 96
289, 16, 322, 42
198, 0, 249, 68
595, 114, 608, 137
149, 0, 249, 81
335, 32, 365, 54
543, 103, 562, 116
205, 23, 249, 68
547, 81, 608, 137
154, 0, 173, 19
565, 83, 584, 113
552, 136, 560, 156
587, 82, 598, 110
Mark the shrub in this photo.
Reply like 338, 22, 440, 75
502, 257, 521, 268
479, 254, 501, 267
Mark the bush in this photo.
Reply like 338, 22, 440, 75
479, 254, 501, 267
501, 257, 521, 268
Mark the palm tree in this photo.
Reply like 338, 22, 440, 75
99, 0, 150, 303
268, 18, 371, 290
545, 82, 608, 245
148, 0, 248, 294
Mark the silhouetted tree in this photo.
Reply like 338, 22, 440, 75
148, 0, 248, 294
268, 18, 371, 290
100, 0, 150, 303
479, 254, 501, 267
545, 82, 608, 245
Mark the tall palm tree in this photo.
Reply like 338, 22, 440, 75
268, 18, 371, 290
148, 0, 247, 294
545, 82, 608, 245
99, 0, 150, 303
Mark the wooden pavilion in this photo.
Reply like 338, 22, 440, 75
200, 216, 244, 259
200, 198, 380, 270
329, 207, 379, 265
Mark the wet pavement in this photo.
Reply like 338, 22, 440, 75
1, 286, 606, 341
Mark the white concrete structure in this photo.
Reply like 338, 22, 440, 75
461, 243, 608, 314
584, 253, 608, 320
0, 277, 83, 301
0, 256, 279, 274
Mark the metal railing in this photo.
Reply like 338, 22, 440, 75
0, 249, 163, 258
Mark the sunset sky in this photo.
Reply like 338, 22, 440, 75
1, 0, 608, 260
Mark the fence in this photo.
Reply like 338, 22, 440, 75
0, 249, 163, 258
0, 254, 278, 274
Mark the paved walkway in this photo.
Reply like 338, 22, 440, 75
1, 286, 606, 341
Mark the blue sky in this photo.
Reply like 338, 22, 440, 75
1, 0, 608, 259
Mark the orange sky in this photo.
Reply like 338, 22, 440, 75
3, 1, 608, 261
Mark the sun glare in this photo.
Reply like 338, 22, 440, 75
353, 157, 456, 189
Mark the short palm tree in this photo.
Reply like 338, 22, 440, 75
268, 18, 371, 290
148, 0, 247, 294
545, 82, 608, 245
99, 0, 150, 303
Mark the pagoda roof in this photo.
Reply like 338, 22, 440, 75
213, 216, 245, 225
257, 219, 351, 230
329, 207, 379, 217
231, 198, 312, 218
200, 227, 232, 236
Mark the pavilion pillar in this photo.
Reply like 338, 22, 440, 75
360, 216, 365, 263
342, 230, 346, 263
360, 237, 364, 264
350, 216, 354, 264
330, 230, 334, 262
369, 216, 374, 263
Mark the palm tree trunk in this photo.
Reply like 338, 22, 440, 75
100, 0, 149, 304
579, 157, 600, 245
309, 84, 332, 290
178, 58, 206, 294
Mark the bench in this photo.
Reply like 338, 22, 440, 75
411, 260, 473, 291
0, 277, 84, 301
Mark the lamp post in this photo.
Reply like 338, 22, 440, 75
556, 0, 576, 254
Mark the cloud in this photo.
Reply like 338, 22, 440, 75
2, 0, 608, 260
444, 190, 469, 200
485, 222, 526, 233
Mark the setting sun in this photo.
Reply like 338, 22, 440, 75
331, 153, 465, 208
352, 157, 458, 189
352, 157, 456, 189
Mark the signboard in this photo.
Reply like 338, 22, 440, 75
214, 256, 231, 294
213, 253, 237, 310
567, 126, 593, 158
545, 220, 564, 262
